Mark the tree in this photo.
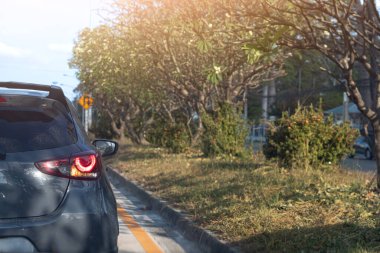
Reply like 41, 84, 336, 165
243, 0, 380, 187
274, 50, 343, 114
110, 0, 285, 145
71, 0, 286, 152
70, 25, 158, 144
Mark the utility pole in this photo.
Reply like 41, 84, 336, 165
243, 84, 248, 120
298, 66, 302, 104
82, 105, 85, 129
343, 92, 349, 122
268, 80, 276, 114
262, 84, 268, 121
78, 94, 94, 133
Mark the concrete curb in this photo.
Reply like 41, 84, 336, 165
107, 167, 239, 253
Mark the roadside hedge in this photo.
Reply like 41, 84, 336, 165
263, 105, 358, 169
201, 103, 249, 158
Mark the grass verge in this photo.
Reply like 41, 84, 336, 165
113, 144, 380, 252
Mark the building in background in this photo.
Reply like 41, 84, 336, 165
324, 103, 364, 129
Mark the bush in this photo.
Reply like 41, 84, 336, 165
263, 105, 358, 169
201, 103, 249, 158
146, 119, 190, 153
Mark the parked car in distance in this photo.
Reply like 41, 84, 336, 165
353, 136, 373, 160
0, 82, 119, 253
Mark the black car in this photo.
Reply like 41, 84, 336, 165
0, 82, 118, 252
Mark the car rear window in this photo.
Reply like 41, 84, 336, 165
0, 97, 77, 153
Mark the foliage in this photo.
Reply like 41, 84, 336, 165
71, 0, 285, 145
146, 119, 190, 153
201, 103, 249, 158
250, 0, 380, 186
264, 105, 358, 169
70, 25, 158, 144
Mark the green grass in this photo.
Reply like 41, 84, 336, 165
114, 145, 380, 252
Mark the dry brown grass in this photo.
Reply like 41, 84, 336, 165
113, 144, 380, 252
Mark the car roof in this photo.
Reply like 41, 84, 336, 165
0, 82, 69, 110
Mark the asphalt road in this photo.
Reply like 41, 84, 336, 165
341, 154, 376, 172
110, 180, 202, 253
253, 142, 376, 172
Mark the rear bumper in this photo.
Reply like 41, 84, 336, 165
0, 213, 117, 253
0, 179, 118, 253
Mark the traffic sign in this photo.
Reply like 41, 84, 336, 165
78, 94, 94, 110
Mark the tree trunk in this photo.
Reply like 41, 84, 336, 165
125, 125, 142, 144
109, 119, 126, 142
373, 120, 380, 189
191, 114, 203, 146
138, 112, 154, 145
138, 134, 150, 145
118, 131, 129, 145
116, 121, 128, 144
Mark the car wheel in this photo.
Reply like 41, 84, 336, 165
365, 149, 373, 160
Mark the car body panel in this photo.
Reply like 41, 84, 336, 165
0, 179, 118, 252
0, 160, 69, 219
0, 83, 118, 252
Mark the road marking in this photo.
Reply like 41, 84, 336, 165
117, 204, 164, 253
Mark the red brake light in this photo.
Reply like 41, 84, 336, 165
0, 97, 7, 103
74, 155, 96, 172
35, 153, 99, 179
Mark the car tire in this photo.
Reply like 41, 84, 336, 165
365, 149, 373, 160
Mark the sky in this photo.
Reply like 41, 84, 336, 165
0, 0, 111, 100
1, 0, 378, 101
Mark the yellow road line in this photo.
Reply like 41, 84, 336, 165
117, 205, 164, 253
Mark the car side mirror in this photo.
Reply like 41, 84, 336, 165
92, 139, 118, 157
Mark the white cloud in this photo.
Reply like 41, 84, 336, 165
48, 43, 73, 54
0, 42, 29, 58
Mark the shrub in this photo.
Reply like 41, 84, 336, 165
146, 119, 190, 153
201, 103, 249, 158
263, 105, 358, 169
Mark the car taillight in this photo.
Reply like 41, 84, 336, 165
71, 154, 98, 178
74, 155, 96, 172
35, 153, 99, 179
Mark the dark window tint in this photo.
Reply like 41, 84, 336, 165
0, 106, 77, 153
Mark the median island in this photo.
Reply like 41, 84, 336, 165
113, 144, 379, 252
